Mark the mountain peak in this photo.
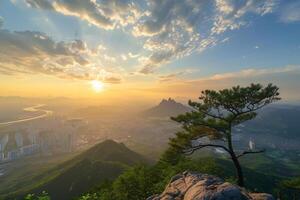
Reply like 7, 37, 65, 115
25, 140, 148, 200
159, 97, 177, 105
80, 139, 148, 165
143, 98, 192, 117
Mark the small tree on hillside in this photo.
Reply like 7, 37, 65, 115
170, 83, 280, 187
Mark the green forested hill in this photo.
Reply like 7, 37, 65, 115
2, 140, 298, 200
76, 140, 149, 166
3, 140, 148, 200
27, 160, 125, 200
75, 156, 286, 200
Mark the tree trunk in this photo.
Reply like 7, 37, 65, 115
230, 152, 244, 187
227, 128, 245, 187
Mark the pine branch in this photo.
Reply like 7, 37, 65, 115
189, 103, 229, 122
236, 149, 265, 158
200, 110, 229, 122
183, 143, 231, 155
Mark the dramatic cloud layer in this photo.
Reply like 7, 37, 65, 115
26, 0, 141, 29
1, 0, 281, 83
134, 0, 278, 74
0, 28, 121, 83
24, 0, 278, 75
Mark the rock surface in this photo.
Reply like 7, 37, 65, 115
147, 171, 274, 200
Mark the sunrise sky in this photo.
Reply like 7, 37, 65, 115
0, 0, 300, 102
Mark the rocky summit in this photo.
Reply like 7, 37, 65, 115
147, 171, 274, 200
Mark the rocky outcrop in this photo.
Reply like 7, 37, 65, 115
147, 171, 274, 200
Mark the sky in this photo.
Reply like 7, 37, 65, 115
0, 0, 300, 103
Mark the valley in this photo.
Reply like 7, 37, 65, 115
0, 97, 299, 199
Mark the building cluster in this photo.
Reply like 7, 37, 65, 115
0, 117, 87, 162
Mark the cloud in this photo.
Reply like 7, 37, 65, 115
126, 64, 300, 104
139, 50, 174, 74
26, 0, 54, 9
193, 65, 300, 82
155, 65, 300, 100
128, 52, 140, 58
0, 29, 122, 83
121, 54, 127, 61
134, 0, 278, 74
103, 76, 122, 84
158, 71, 187, 82
0, 29, 87, 75
279, 1, 300, 23
156, 66, 299, 85
25, 0, 141, 30
23, 0, 278, 75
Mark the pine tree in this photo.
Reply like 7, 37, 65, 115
170, 83, 280, 187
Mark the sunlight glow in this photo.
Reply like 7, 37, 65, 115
91, 80, 104, 92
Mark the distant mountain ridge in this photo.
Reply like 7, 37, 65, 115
247, 104, 300, 139
14, 140, 148, 200
234, 104, 300, 150
143, 98, 192, 117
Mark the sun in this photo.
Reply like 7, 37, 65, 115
91, 80, 104, 92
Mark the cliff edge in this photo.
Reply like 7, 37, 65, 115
147, 171, 274, 200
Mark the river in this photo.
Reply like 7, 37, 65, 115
0, 104, 53, 126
